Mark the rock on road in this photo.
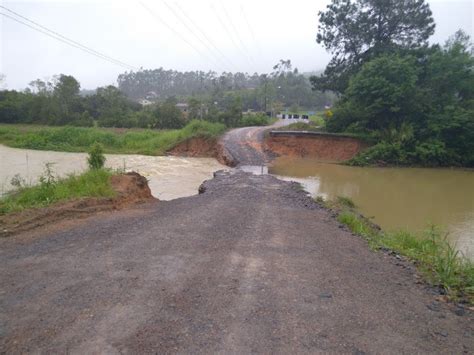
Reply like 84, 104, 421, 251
0, 171, 472, 353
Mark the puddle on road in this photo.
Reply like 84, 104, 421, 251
0, 145, 226, 200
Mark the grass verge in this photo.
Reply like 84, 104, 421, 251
320, 195, 474, 304
0, 120, 226, 155
277, 122, 323, 131
0, 169, 115, 215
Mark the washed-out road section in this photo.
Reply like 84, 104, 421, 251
1, 170, 472, 353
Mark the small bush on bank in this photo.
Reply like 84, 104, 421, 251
239, 114, 271, 127
88, 143, 106, 170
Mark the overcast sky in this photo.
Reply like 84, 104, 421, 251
0, 0, 472, 90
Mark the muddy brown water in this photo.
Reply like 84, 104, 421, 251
0, 145, 225, 200
270, 156, 474, 258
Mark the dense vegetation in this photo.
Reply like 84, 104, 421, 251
0, 120, 226, 155
313, 0, 474, 167
318, 196, 474, 304
0, 60, 335, 130
118, 61, 336, 111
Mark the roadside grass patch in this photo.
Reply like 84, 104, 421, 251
0, 168, 115, 215
278, 122, 321, 131
323, 198, 474, 304
336, 196, 356, 208
0, 120, 226, 155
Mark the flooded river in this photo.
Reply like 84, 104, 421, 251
270, 157, 474, 258
0, 145, 225, 200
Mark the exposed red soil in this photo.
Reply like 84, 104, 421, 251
168, 137, 237, 167
168, 137, 218, 157
264, 135, 369, 161
0, 172, 155, 238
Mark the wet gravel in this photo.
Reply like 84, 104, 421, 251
0, 170, 472, 353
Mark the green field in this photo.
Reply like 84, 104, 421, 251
0, 120, 226, 156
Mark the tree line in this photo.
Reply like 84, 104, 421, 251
313, 0, 474, 167
0, 60, 335, 129
0, 76, 272, 129
117, 63, 336, 111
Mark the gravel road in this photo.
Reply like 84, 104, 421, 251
1, 170, 472, 353
220, 120, 286, 166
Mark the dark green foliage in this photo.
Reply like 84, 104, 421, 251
153, 97, 186, 129
311, 0, 435, 93
0, 58, 340, 130
239, 114, 271, 127
331, 31, 474, 167
88, 143, 106, 170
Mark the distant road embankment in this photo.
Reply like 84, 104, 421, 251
265, 130, 370, 162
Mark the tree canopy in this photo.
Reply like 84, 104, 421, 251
328, 30, 474, 167
311, 0, 435, 93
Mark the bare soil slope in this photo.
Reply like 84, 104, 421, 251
265, 134, 369, 161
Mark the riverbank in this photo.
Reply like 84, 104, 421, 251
1, 170, 472, 353
317, 196, 474, 305
0, 170, 155, 237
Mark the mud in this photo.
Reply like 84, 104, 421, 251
168, 137, 237, 167
0, 172, 155, 238
264, 134, 369, 162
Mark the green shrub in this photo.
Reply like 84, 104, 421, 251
348, 141, 407, 166
88, 142, 106, 170
239, 114, 270, 127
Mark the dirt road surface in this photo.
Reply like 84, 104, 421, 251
220, 120, 287, 166
1, 170, 472, 353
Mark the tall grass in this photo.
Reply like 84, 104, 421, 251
332, 203, 474, 303
0, 120, 226, 155
0, 168, 115, 214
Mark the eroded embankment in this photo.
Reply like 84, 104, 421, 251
264, 132, 369, 161
168, 137, 237, 166
0, 172, 155, 237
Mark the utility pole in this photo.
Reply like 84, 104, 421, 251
263, 74, 268, 113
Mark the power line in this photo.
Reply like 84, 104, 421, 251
159, 0, 229, 72
173, 1, 239, 72
219, 1, 255, 66
241, 4, 261, 55
139, 1, 225, 73
210, 3, 252, 68
0, 5, 137, 70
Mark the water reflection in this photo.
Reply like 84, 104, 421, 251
270, 156, 474, 258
